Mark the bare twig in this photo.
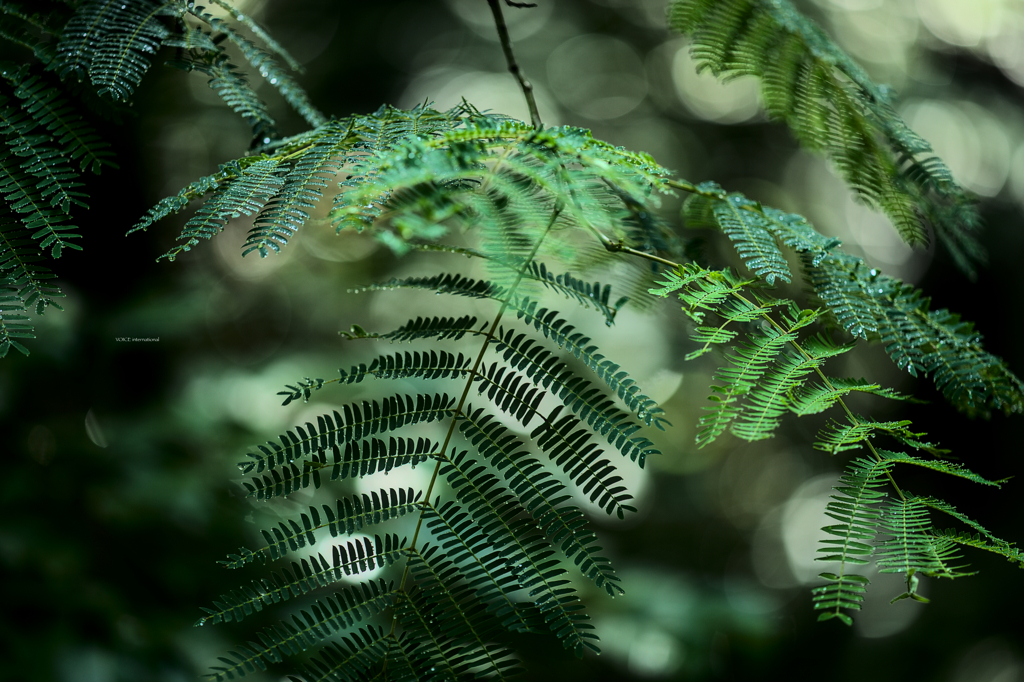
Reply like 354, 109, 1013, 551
486, 0, 543, 129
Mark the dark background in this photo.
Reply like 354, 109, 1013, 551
2, 1, 1023, 680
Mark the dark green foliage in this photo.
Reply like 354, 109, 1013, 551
10, 0, 1015, 678
0, 0, 332, 354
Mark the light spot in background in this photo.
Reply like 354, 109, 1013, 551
85, 409, 109, 449
300, 224, 380, 263
844, 196, 917, 269
814, 0, 882, 10
916, 0, 1005, 47
215, 217, 297, 280
627, 626, 684, 677
671, 47, 760, 123
205, 278, 291, 365
901, 99, 1010, 197
719, 446, 808, 528
853, 570, 926, 639
723, 574, 782, 617
443, 0, 553, 41
400, 67, 560, 126
752, 506, 798, 589
950, 638, 1023, 682
547, 35, 647, 120
57, 647, 116, 682
785, 149, 932, 284
590, 0, 678, 29
826, 2, 916, 82
182, 360, 307, 435
779, 474, 836, 584
988, 21, 1024, 87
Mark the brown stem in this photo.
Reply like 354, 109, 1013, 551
486, 0, 543, 130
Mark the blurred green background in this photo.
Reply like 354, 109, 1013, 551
2, 0, 1024, 680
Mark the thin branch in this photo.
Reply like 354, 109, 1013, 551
486, 0, 543, 130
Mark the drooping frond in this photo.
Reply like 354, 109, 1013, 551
355, 272, 500, 302
184, 4, 326, 128
512, 299, 667, 429
0, 145, 81, 258
158, 156, 287, 261
694, 321, 797, 447
298, 626, 393, 682
877, 450, 1006, 488
129, 160, 248, 235
814, 416, 921, 455
667, 0, 982, 273
357, 315, 484, 344
493, 327, 659, 465
244, 119, 352, 256
0, 274, 33, 357
916, 496, 1024, 567
278, 350, 472, 405
421, 500, 544, 635
181, 53, 277, 142
730, 332, 852, 442
57, 0, 172, 101
0, 2, 67, 63
401, 545, 524, 679
207, 0, 305, 73
788, 378, 912, 416
238, 395, 455, 488
664, 182, 1024, 417
812, 457, 889, 625
806, 251, 1024, 415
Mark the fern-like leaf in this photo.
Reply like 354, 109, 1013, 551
199, 538, 404, 626
9, 73, 116, 174
222, 488, 422, 568
668, 0, 982, 272
61, 0, 172, 101
244, 119, 353, 256
204, 579, 397, 680
0, 222, 64, 315
875, 497, 971, 582
458, 405, 622, 590
439, 452, 599, 656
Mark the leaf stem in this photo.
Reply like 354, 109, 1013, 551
487, 0, 543, 130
